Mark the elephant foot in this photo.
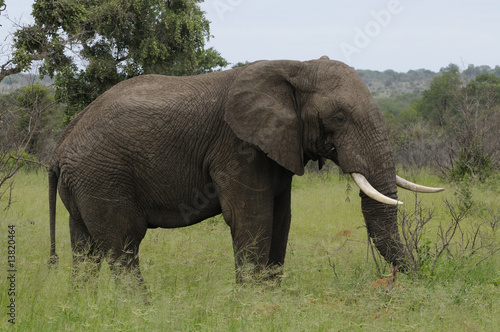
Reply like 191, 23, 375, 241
235, 263, 284, 285
47, 254, 59, 267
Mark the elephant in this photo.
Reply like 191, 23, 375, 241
48, 56, 443, 284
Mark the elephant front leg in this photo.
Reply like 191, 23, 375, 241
267, 186, 292, 280
220, 192, 275, 283
212, 152, 284, 283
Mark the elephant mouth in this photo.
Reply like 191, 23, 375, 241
329, 147, 339, 165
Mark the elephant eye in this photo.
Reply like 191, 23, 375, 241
333, 114, 346, 126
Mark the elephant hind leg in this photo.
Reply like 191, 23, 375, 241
107, 244, 148, 295
82, 206, 148, 292
105, 238, 144, 280
69, 214, 103, 285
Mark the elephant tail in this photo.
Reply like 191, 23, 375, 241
48, 167, 59, 267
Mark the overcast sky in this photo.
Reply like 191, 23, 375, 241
2, 0, 499, 72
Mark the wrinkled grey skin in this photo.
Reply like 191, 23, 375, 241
48, 57, 406, 283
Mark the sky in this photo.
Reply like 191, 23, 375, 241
1, 0, 499, 72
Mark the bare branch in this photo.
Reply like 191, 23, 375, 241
0, 60, 22, 82
325, 250, 339, 280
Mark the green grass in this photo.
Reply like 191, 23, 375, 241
0, 170, 498, 331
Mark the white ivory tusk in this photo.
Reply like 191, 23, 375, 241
351, 173, 403, 206
396, 175, 445, 193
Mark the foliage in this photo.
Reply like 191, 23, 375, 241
0, 150, 38, 171
16, 82, 52, 131
463, 63, 500, 79
381, 66, 500, 181
357, 68, 437, 97
445, 75, 499, 182
377, 93, 421, 118
358, 63, 500, 98
10, 0, 228, 122
232, 61, 251, 68
415, 69, 462, 126
13, 83, 64, 160
0, 82, 64, 205
449, 142, 492, 182
0, 0, 5, 18
464, 73, 500, 106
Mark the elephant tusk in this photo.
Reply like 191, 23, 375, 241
396, 175, 445, 193
351, 173, 403, 206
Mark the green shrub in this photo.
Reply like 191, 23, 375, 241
1, 151, 39, 171
450, 142, 492, 182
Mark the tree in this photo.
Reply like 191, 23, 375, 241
439, 63, 460, 74
7, 0, 228, 122
464, 73, 500, 107
447, 74, 500, 181
0, 82, 56, 204
382, 67, 500, 178
416, 69, 462, 126
232, 61, 250, 69
14, 83, 64, 160
411, 70, 500, 181
463, 64, 493, 80
0, 0, 5, 25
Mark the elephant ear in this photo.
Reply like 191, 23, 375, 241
224, 61, 305, 175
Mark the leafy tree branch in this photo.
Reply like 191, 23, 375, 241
3, 0, 228, 123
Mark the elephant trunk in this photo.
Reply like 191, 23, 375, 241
359, 166, 407, 267
361, 195, 407, 266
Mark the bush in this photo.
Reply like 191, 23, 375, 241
392, 178, 499, 280
450, 142, 492, 182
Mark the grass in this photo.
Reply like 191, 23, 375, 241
0, 169, 498, 331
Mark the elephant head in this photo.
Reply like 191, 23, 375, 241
225, 57, 442, 267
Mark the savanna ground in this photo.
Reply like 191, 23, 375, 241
0, 169, 498, 331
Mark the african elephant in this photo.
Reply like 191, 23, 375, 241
48, 56, 443, 284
